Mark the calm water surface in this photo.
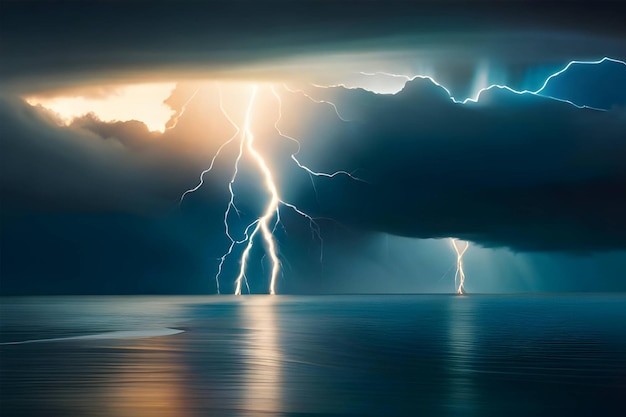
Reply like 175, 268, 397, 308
1, 295, 625, 416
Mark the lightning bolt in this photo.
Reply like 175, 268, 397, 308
450, 238, 469, 295
231, 85, 282, 295
181, 83, 361, 294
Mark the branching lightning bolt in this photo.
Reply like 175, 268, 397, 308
181, 83, 361, 294
450, 238, 469, 295
231, 85, 282, 295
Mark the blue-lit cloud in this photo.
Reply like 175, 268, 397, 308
273, 59, 626, 251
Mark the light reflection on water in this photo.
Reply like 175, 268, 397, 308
240, 297, 282, 414
100, 339, 191, 417
1, 295, 625, 417
446, 298, 477, 416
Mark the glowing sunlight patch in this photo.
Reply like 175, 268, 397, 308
25, 83, 177, 132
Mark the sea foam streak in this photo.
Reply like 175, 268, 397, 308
0, 328, 183, 345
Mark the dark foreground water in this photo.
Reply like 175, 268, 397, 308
1, 295, 625, 417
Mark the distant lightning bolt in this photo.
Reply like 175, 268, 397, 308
450, 238, 469, 295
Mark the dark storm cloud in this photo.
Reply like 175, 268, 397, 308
1, 1, 625, 93
2, 59, 625, 256
0, 95, 156, 210
276, 68, 626, 251
0, 86, 241, 211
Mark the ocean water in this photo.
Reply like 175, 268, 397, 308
1, 294, 625, 417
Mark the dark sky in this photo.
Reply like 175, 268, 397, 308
1, 0, 625, 294
2, 1, 626, 92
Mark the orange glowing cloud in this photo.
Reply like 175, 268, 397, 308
25, 83, 177, 133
